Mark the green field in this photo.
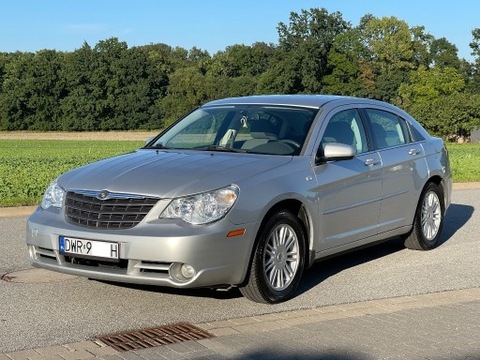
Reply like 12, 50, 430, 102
0, 140, 479, 207
0, 140, 142, 207
446, 143, 480, 183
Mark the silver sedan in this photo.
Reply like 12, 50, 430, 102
26, 95, 452, 303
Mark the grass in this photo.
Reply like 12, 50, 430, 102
446, 143, 480, 183
0, 139, 478, 207
0, 140, 142, 207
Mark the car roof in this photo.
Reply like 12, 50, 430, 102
202, 94, 386, 109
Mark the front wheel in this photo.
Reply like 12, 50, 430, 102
240, 210, 306, 304
404, 182, 445, 250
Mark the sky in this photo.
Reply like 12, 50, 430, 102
1, 0, 479, 61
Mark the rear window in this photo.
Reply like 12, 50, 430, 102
365, 109, 412, 149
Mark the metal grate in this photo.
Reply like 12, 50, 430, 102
65, 191, 159, 229
97, 323, 214, 351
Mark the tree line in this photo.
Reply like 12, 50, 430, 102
1, 8, 480, 139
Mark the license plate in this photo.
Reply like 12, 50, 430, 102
59, 236, 119, 259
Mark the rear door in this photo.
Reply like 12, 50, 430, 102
362, 108, 428, 234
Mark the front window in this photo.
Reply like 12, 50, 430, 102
321, 109, 369, 154
148, 105, 318, 155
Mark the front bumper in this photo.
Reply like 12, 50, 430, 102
26, 207, 257, 288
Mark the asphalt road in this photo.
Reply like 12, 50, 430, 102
1, 189, 479, 353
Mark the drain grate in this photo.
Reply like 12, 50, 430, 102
97, 323, 214, 352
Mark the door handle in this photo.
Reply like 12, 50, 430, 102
408, 149, 421, 156
364, 158, 380, 166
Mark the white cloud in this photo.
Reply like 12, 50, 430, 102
121, 27, 134, 35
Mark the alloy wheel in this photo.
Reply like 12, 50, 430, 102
421, 191, 442, 241
263, 224, 299, 291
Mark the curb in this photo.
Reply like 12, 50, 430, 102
2, 287, 480, 358
196, 286, 480, 337
0, 206, 37, 218
452, 181, 480, 190
0, 183, 479, 219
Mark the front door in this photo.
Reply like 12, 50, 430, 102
313, 108, 382, 250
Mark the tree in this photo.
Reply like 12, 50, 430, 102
430, 37, 461, 69
159, 66, 209, 124
205, 42, 275, 99
361, 16, 414, 71
139, 43, 188, 98
86, 38, 163, 130
112, 46, 164, 130
470, 28, 480, 58
207, 42, 275, 78
1, 11, 479, 135
0, 50, 65, 130
411, 93, 480, 138
398, 65, 471, 137
59, 42, 98, 130
257, 50, 302, 94
323, 29, 371, 96
59, 38, 167, 131
358, 16, 416, 101
410, 26, 434, 68
0, 53, 7, 89
398, 65, 465, 108
259, 8, 350, 94
468, 28, 480, 93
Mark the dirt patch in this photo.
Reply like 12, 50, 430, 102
0, 131, 159, 141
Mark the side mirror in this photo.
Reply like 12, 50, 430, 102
316, 143, 355, 164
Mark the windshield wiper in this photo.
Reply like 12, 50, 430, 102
146, 143, 171, 149
198, 145, 243, 153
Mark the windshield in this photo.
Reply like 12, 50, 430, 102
148, 105, 318, 155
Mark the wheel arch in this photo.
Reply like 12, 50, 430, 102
243, 199, 314, 283
408, 175, 445, 226
428, 175, 443, 187
238, 198, 313, 302
425, 174, 449, 209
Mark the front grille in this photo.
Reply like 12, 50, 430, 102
65, 191, 159, 229
64, 255, 128, 268
136, 261, 171, 274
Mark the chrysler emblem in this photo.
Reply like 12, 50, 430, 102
97, 190, 109, 200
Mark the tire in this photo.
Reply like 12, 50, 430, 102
404, 182, 445, 250
240, 210, 306, 304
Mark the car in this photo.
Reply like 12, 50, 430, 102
26, 95, 452, 304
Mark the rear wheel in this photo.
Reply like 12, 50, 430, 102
404, 182, 445, 250
240, 210, 306, 304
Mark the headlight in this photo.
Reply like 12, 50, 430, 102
40, 178, 65, 209
161, 185, 239, 225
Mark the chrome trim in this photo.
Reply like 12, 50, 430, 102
72, 189, 149, 201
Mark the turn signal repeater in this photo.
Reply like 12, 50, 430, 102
226, 229, 246, 238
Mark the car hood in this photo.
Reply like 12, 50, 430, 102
59, 149, 292, 198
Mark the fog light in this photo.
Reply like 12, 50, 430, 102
169, 263, 196, 282
181, 264, 195, 279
